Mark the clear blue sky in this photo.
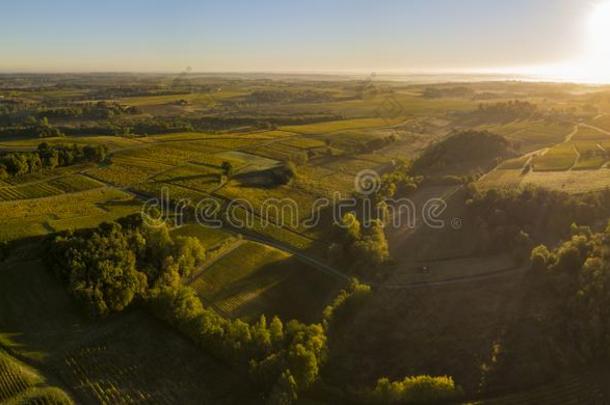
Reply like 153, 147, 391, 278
0, 0, 596, 73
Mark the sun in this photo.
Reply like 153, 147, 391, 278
584, 1, 610, 82
588, 1, 610, 59
523, 1, 610, 83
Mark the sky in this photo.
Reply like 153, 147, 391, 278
0, 0, 605, 78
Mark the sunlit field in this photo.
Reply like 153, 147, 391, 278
5, 0, 610, 403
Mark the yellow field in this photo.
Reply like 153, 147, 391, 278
531, 143, 577, 171
189, 241, 344, 322
0, 188, 141, 241
282, 117, 402, 134
572, 125, 609, 141
478, 167, 610, 194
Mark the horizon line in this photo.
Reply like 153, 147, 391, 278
0, 69, 609, 86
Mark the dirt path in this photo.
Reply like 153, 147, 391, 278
564, 124, 579, 143
568, 144, 581, 171
386, 185, 462, 253
381, 263, 526, 290
581, 122, 610, 136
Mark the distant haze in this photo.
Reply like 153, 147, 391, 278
1, 0, 606, 82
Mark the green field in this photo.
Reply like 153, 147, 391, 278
592, 114, 610, 132
531, 143, 577, 171
573, 141, 608, 170
0, 188, 141, 242
0, 175, 103, 201
4, 75, 610, 403
497, 155, 530, 170
572, 125, 609, 141
0, 135, 144, 151
0, 349, 73, 405
282, 117, 403, 134
171, 223, 233, 248
477, 120, 573, 152
0, 256, 254, 404
189, 241, 345, 322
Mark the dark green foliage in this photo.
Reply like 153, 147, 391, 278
221, 161, 234, 176
422, 86, 474, 99
357, 135, 398, 154
173, 236, 206, 278
0, 142, 107, 178
352, 220, 389, 267
46, 217, 327, 403
322, 279, 371, 331
35, 101, 137, 120
374, 162, 421, 200
412, 130, 517, 175
130, 117, 194, 135
268, 370, 298, 405
47, 223, 147, 316
528, 223, 610, 362
367, 375, 462, 404
149, 284, 327, 402
270, 161, 297, 185
475, 100, 539, 120
0, 114, 64, 138
46, 220, 205, 317
189, 113, 342, 132
243, 89, 332, 104
35, 116, 65, 138
334, 214, 389, 270
466, 185, 610, 254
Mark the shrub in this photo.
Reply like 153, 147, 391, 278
370, 375, 463, 404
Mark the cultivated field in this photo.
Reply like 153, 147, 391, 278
0, 257, 254, 404
3, 76, 610, 403
189, 241, 345, 322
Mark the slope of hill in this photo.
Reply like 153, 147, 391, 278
0, 349, 73, 405
412, 130, 518, 176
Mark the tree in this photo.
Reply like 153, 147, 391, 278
530, 245, 552, 272
137, 223, 174, 283
63, 224, 148, 317
269, 316, 284, 347
370, 375, 462, 404
287, 344, 318, 390
271, 161, 297, 185
352, 219, 389, 267
221, 161, 234, 176
322, 278, 371, 331
173, 236, 206, 278
268, 370, 298, 405
338, 212, 361, 242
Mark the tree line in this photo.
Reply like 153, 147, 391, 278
35, 102, 138, 120
465, 185, 610, 260
0, 142, 107, 178
45, 216, 327, 403
530, 223, 610, 362
44, 215, 462, 404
